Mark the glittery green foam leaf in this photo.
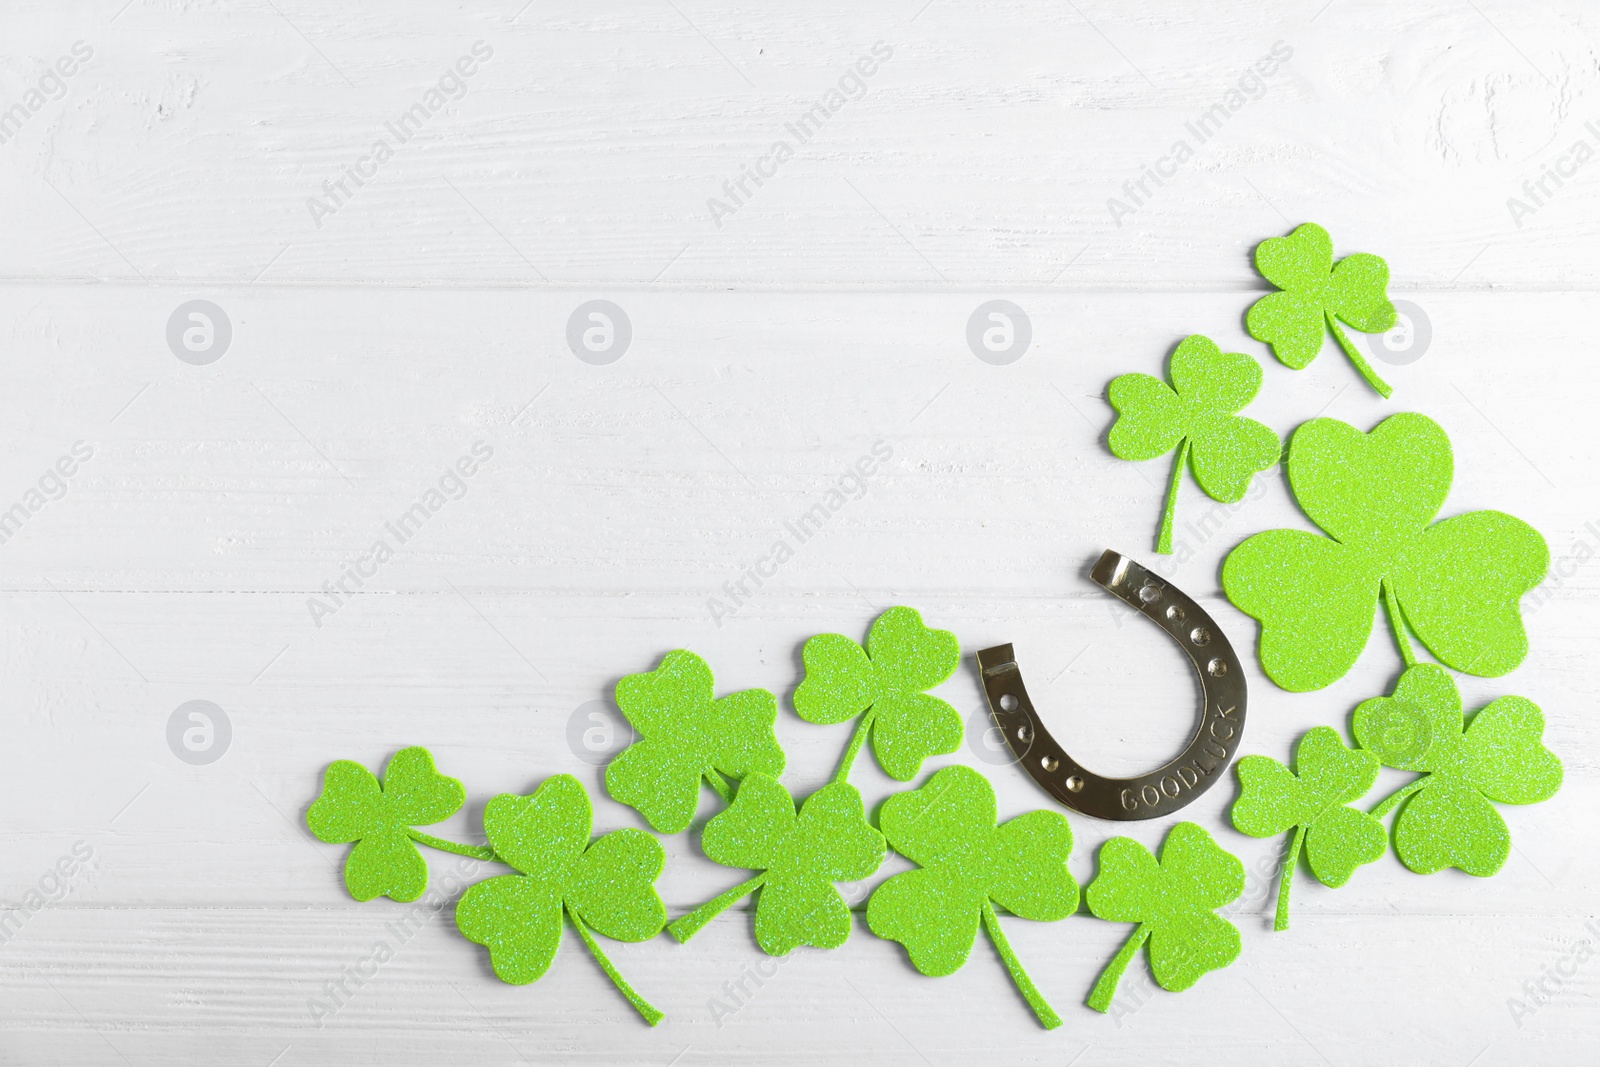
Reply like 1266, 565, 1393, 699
307, 746, 468, 903
867, 765, 1076, 1030
1231, 726, 1386, 929
793, 606, 962, 783
1355, 665, 1562, 877
1085, 822, 1243, 1012
1246, 222, 1398, 396
456, 774, 668, 1023
1107, 333, 1279, 554
670, 773, 885, 954
1223, 413, 1548, 691
607, 649, 785, 833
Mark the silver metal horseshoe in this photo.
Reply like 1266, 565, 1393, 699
975, 549, 1248, 821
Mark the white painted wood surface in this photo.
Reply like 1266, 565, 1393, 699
2, 2, 1597, 1063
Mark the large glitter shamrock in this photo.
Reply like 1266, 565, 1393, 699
1085, 822, 1243, 1013
455, 774, 668, 1024
1107, 333, 1279, 554
669, 773, 885, 954
1222, 413, 1548, 691
308, 746, 488, 902
606, 649, 785, 833
1231, 726, 1386, 930
1354, 664, 1562, 877
867, 765, 1076, 1030
793, 606, 961, 782
1246, 221, 1399, 397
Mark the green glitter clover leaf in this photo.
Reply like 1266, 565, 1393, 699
308, 746, 495, 903
1222, 412, 1549, 692
606, 649, 785, 834
1354, 664, 1562, 877
669, 773, 886, 953
1108, 334, 1280, 555
455, 774, 668, 1025
1231, 727, 1386, 931
1246, 222, 1399, 397
793, 606, 962, 783
1085, 822, 1244, 1013
866, 765, 1077, 1030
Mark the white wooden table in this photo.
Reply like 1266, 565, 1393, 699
1, 2, 1596, 1063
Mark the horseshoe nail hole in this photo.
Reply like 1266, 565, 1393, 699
1190, 627, 1211, 647
1065, 775, 1084, 793
999, 693, 1019, 712
1166, 604, 1186, 624
1138, 582, 1162, 604
1040, 755, 1059, 772
1016, 724, 1033, 743
1207, 658, 1228, 677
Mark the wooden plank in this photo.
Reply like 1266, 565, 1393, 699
0, 3, 1596, 285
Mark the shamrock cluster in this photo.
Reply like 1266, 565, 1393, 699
1232, 664, 1562, 929
307, 748, 669, 1023
1102, 222, 1562, 930
307, 606, 1252, 1029
1109, 221, 1408, 554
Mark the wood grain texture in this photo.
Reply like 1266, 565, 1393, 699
1, 3, 1597, 1065
2, 1, 1599, 287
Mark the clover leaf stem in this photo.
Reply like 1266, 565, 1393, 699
668, 872, 768, 944
1274, 825, 1305, 933
1325, 313, 1392, 399
705, 769, 735, 803
1156, 438, 1190, 555
1087, 922, 1151, 1013
404, 829, 498, 862
568, 906, 665, 1025
980, 900, 1062, 1030
1371, 776, 1430, 819
834, 707, 878, 783
1381, 580, 1417, 668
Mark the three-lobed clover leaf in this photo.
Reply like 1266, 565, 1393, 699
456, 774, 668, 1023
1246, 222, 1399, 397
1355, 665, 1562, 877
1085, 821, 1243, 1012
793, 606, 962, 782
607, 649, 785, 833
1108, 333, 1279, 554
867, 765, 1076, 1029
1223, 413, 1548, 691
670, 773, 885, 954
1232, 726, 1387, 930
307, 746, 467, 903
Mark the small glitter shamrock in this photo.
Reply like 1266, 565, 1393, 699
455, 774, 668, 1024
1231, 726, 1387, 930
1354, 664, 1562, 877
1223, 413, 1548, 691
308, 747, 481, 902
1107, 333, 1279, 554
1246, 221, 1399, 397
669, 773, 885, 954
792, 606, 961, 783
1085, 822, 1244, 1013
606, 649, 785, 834
867, 765, 1077, 1030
